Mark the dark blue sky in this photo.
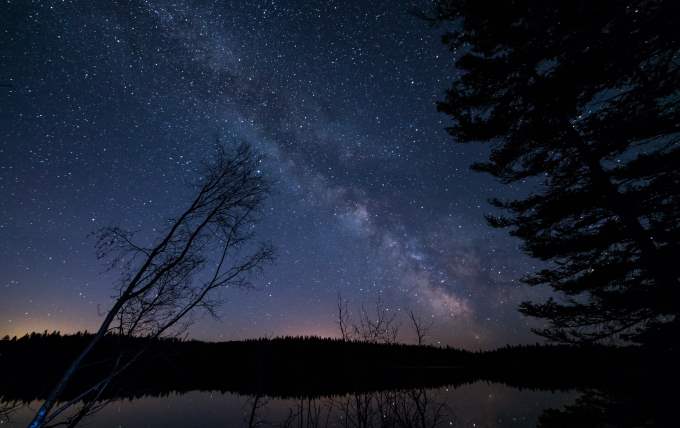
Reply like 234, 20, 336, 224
1, 0, 546, 349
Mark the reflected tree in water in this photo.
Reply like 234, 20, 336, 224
259, 391, 453, 428
331, 389, 451, 428
538, 378, 675, 428
244, 394, 270, 428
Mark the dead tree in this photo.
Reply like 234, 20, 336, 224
352, 297, 400, 344
336, 292, 352, 341
408, 310, 434, 346
27, 143, 273, 428
335, 295, 400, 344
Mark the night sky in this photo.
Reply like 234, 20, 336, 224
1, 0, 547, 349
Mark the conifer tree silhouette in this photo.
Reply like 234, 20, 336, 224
433, 0, 680, 344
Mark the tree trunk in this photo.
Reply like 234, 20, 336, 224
26, 299, 124, 428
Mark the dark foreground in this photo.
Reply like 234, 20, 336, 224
0, 333, 677, 427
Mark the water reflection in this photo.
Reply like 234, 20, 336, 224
537, 386, 675, 428
2, 382, 575, 427
4, 377, 674, 428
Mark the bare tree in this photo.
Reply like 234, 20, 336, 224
42, 353, 133, 428
27, 143, 273, 428
408, 310, 434, 346
353, 298, 400, 344
336, 292, 351, 341
335, 295, 400, 344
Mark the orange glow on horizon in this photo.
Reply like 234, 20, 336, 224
0, 318, 96, 338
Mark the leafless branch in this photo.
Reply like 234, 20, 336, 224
408, 310, 434, 346
28, 142, 274, 428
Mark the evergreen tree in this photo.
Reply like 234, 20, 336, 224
433, 0, 680, 344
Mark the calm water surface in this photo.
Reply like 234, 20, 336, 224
2, 382, 576, 427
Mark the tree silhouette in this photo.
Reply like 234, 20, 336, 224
432, 0, 680, 344
335, 294, 401, 344
408, 310, 434, 346
27, 143, 273, 428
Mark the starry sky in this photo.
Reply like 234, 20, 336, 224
1, 0, 548, 349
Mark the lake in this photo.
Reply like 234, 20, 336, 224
2, 382, 580, 427
2, 336, 673, 427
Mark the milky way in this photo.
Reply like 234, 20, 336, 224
1, 1, 548, 348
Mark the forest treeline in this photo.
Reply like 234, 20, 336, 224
1, 331, 668, 403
